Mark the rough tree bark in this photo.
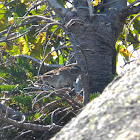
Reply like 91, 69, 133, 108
47, 0, 140, 104
67, 0, 127, 102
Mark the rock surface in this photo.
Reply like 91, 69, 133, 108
51, 58, 140, 140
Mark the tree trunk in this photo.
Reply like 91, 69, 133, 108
69, 22, 116, 94
66, 0, 127, 103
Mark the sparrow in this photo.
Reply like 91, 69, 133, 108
34, 65, 81, 88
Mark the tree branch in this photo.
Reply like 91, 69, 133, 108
86, 0, 94, 17
0, 113, 62, 131
47, 0, 73, 18
101, 0, 127, 14
126, 0, 140, 9
126, 13, 140, 43
13, 55, 60, 68
0, 103, 23, 119
119, 4, 140, 20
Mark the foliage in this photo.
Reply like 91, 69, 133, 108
12, 93, 32, 113
0, 50, 38, 84
116, 13, 140, 65
89, 92, 101, 102
0, 84, 16, 91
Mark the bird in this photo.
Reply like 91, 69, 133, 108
34, 65, 81, 88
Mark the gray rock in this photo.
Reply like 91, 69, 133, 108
51, 58, 140, 140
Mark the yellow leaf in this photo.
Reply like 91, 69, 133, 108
22, 44, 29, 55
58, 33, 61, 37
21, 0, 24, 3
25, 3, 31, 7
93, 0, 101, 6
29, 60, 32, 64
8, 20, 14, 25
0, 20, 4, 24
120, 48, 133, 57
35, 37, 40, 44
18, 37, 29, 55
51, 51, 57, 57
35, 32, 46, 44
41, 36, 46, 44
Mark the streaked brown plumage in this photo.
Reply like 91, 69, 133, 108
35, 65, 81, 88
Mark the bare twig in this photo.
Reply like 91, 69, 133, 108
125, 0, 140, 9
68, 33, 89, 105
42, 27, 60, 59
87, 0, 94, 17
32, 91, 52, 109
13, 54, 60, 68
13, 130, 32, 140
0, 103, 23, 119
0, 113, 62, 131
24, 0, 46, 16
0, 125, 13, 131
51, 107, 73, 124
37, 45, 73, 76
20, 15, 56, 23
47, 0, 73, 18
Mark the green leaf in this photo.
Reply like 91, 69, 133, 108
6, 45, 20, 55
89, 92, 100, 101
18, 25, 27, 34
16, 3, 26, 17
127, 33, 135, 42
133, 18, 140, 34
39, 5, 47, 12
13, 13, 18, 18
30, 9, 36, 15
49, 25, 58, 33
56, 0, 66, 7
133, 29, 139, 35
0, 4, 4, 8
0, 85, 16, 91
59, 54, 63, 65
133, 43, 139, 50
127, 0, 135, 3
0, 9, 5, 20
115, 43, 122, 54
34, 113, 41, 119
